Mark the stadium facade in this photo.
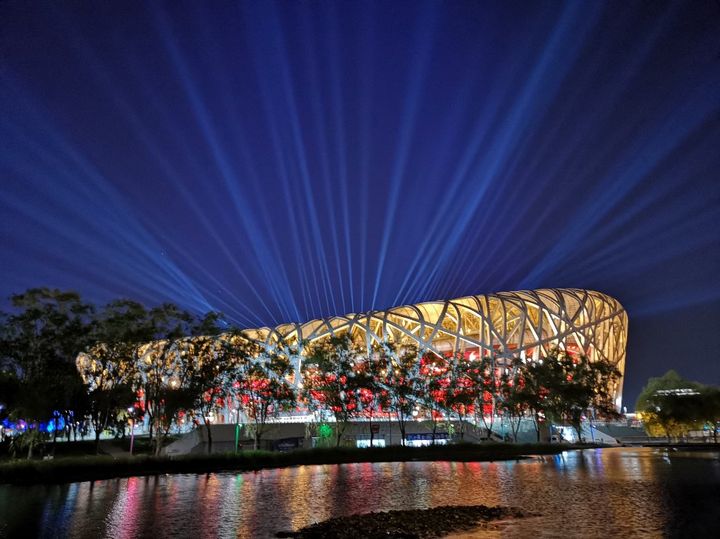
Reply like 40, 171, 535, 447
77, 288, 628, 450
245, 288, 628, 408
160, 288, 628, 451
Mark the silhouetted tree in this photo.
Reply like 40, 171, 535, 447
178, 334, 232, 454
549, 352, 621, 442
0, 288, 94, 457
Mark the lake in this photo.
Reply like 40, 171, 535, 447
1, 447, 719, 538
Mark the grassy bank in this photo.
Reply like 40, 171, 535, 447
0, 443, 600, 486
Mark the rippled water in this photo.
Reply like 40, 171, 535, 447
1, 448, 719, 538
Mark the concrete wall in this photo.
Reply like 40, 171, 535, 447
163, 419, 558, 455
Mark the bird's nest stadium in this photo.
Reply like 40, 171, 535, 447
244, 287, 627, 407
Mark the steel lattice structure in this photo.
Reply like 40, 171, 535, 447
244, 288, 628, 405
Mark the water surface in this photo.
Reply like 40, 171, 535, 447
1, 447, 718, 538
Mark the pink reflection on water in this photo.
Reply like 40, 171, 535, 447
105, 476, 142, 539
7, 448, 716, 538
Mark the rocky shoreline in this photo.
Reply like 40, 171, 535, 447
275, 504, 527, 538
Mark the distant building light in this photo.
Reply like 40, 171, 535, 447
654, 388, 700, 396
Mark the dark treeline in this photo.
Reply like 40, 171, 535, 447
0, 288, 228, 458
2, 288, 629, 461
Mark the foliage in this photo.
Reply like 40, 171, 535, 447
441, 353, 478, 440
0, 289, 95, 456
547, 352, 621, 441
352, 343, 391, 447
501, 349, 621, 442
178, 335, 233, 454
131, 305, 224, 454
417, 352, 451, 443
225, 334, 296, 449
0, 371, 19, 424
0, 288, 95, 379
379, 343, 422, 446
76, 343, 136, 451
302, 335, 362, 447
697, 386, 720, 443
499, 358, 531, 442
470, 354, 509, 440
635, 370, 714, 440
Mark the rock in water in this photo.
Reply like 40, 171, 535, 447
275, 505, 527, 538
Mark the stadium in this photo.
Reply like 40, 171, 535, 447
156, 288, 629, 452
245, 287, 627, 405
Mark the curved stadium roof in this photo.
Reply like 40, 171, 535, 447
244, 288, 627, 404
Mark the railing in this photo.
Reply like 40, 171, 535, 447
616, 435, 719, 445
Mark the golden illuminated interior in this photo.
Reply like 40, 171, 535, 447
247, 288, 628, 404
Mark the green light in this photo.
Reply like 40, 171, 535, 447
318, 424, 333, 438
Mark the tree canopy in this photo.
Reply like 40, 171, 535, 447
636, 370, 719, 441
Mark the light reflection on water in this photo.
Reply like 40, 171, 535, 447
0, 448, 719, 538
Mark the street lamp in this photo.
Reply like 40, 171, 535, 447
128, 407, 135, 456
234, 400, 242, 454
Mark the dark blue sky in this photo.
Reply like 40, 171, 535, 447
1, 1, 719, 407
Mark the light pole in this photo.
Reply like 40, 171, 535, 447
128, 407, 135, 456
234, 401, 241, 454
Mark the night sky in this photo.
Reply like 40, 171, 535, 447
1, 1, 719, 408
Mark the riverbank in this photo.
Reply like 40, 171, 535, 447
0, 443, 598, 485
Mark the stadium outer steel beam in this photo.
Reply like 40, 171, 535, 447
242, 288, 627, 407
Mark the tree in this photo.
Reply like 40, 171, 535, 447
0, 288, 95, 457
513, 354, 562, 442
380, 343, 421, 446
77, 300, 155, 452
697, 387, 720, 443
443, 352, 477, 441
227, 335, 296, 450
549, 353, 622, 442
636, 370, 705, 441
77, 342, 137, 452
134, 306, 221, 455
136, 338, 186, 455
302, 335, 361, 447
0, 371, 20, 436
417, 352, 451, 444
354, 344, 391, 448
177, 334, 233, 454
134, 304, 195, 454
506, 349, 622, 443
470, 354, 502, 441
0, 288, 95, 379
47, 361, 91, 451
499, 357, 531, 442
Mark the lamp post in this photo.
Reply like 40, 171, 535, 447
128, 407, 135, 456
234, 401, 241, 454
